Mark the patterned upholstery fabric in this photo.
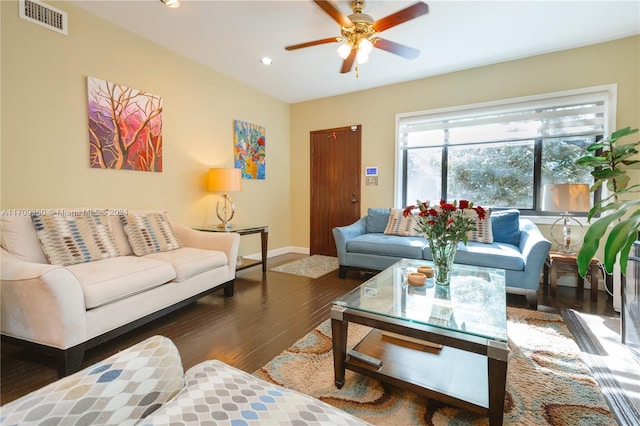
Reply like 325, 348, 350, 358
31, 214, 121, 266
140, 360, 371, 426
0, 336, 184, 426
384, 208, 421, 236
120, 212, 182, 256
467, 207, 493, 243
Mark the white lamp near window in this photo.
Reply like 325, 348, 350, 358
541, 183, 591, 253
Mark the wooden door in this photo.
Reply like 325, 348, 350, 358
310, 125, 362, 256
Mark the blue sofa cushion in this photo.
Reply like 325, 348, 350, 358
491, 210, 521, 246
422, 241, 524, 271
347, 233, 426, 259
366, 208, 390, 233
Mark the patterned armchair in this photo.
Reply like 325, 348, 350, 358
0, 336, 370, 426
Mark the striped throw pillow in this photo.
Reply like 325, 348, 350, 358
31, 214, 121, 266
120, 212, 182, 256
467, 208, 493, 243
384, 208, 422, 237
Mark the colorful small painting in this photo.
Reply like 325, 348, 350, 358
88, 77, 163, 172
234, 119, 265, 179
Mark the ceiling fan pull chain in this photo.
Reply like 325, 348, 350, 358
355, 63, 359, 78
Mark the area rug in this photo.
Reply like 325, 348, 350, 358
254, 307, 616, 425
269, 255, 339, 279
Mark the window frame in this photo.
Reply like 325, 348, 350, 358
394, 85, 617, 220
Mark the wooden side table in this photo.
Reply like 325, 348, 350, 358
196, 225, 268, 272
543, 251, 600, 302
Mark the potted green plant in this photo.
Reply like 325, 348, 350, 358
575, 126, 640, 277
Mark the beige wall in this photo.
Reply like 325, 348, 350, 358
2, 1, 638, 257
0, 1, 291, 256
290, 36, 640, 249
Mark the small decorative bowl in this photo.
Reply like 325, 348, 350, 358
417, 266, 434, 278
407, 272, 427, 286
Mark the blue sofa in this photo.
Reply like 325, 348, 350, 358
333, 208, 551, 307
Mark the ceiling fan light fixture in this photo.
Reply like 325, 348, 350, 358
160, 0, 180, 8
260, 57, 274, 65
358, 38, 373, 55
356, 49, 369, 64
337, 43, 352, 60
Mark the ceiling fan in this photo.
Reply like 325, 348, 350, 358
285, 1, 429, 76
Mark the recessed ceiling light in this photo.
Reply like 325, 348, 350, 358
161, 0, 180, 8
260, 57, 274, 66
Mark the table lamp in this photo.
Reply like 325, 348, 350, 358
541, 183, 591, 253
208, 168, 242, 230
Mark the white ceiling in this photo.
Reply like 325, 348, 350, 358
70, 0, 640, 104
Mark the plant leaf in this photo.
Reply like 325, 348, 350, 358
611, 126, 636, 140
576, 156, 607, 166
592, 169, 623, 179
577, 208, 626, 276
603, 211, 640, 273
618, 231, 638, 275
585, 144, 605, 152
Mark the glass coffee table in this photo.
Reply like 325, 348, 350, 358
331, 258, 508, 426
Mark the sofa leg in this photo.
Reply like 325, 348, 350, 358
224, 281, 235, 297
55, 344, 85, 377
338, 266, 347, 279
524, 290, 538, 309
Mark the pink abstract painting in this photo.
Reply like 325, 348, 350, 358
88, 77, 163, 172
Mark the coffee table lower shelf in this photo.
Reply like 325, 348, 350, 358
346, 329, 490, 415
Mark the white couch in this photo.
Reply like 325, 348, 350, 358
0, 209, 240, 376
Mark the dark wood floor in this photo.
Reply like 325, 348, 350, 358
0, 253, 618, 405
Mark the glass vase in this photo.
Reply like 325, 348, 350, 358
429, 239, 458, 286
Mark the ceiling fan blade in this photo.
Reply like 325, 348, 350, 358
285, 37, 340, 51
314, 0, 353, 27
340, 49, 356, 73
373, 2, 428, 32
374, 38, 420, 59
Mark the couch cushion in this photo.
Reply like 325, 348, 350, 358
31, 214, 121, 266
121, 212, 183, 256
467, 207, 493, 243
109, 214, 133, 256
365, 208, 390, 233
67, 256, 176, 309
140, 360, 370, 426
0, 335, 184, 426
491, 209, 521, 246
384, 208, 421, 236
143, 247, 228, 282
0, 213, 49, 264
347, 233, 426, 259
423, 241, 524, 271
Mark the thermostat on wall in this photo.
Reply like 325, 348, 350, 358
365, 167, 378, 176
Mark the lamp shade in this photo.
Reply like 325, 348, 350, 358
541, 183, 591, 212
207, 168, 242, 193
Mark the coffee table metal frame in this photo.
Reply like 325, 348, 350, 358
331, 259, 509, 426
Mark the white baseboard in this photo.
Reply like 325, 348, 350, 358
243, 246, 309, 260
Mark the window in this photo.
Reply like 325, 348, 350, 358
395, 86, 616, 216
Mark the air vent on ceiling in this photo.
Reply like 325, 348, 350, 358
19, 0, 68, 35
